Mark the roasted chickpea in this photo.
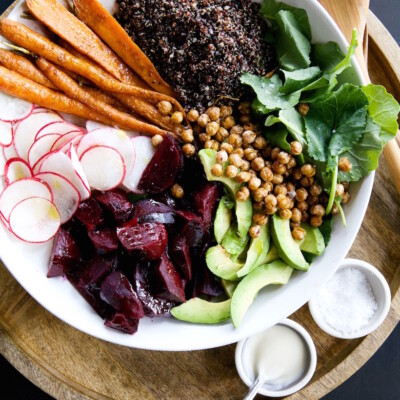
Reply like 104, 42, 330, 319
230, 125, 244, 136
216, 150, 228, 164
236, 187, 250, 201
242, 130, 257, 144
274, 185, 288, 196
206, 106, 220, 121
264, 194, 278, 209
253, 188, 269, 202
308, 196, 319, 206
301, 164, 316, 178
187, 109, 200, 122
290, 141, 303, 155
336, 184, 345, 197
272, 161, 287, 175
277, 194, 291, 210
181, 129, 194, 143
339, 157, 352, 172
271, 147, 281, 160
253, 213, 268, 226
215, 127, 229, 142
220, 105, 233, 118
262, 146, 272, 159
221, 116, 236, 130
199, 133, 210, 143
293, 168, 302, 180
298, 103, 310, 116
171, 111, 183, 125
272, 174, 284, 185
280, 209, 292, 220
300, 176, 314, 187
211, 164, 223, 177
296, 188, 308, 202
157, 101, 173, 115
204, 140, 219, 151
277, 151, 291, 165
297, 201, 308, 212
301, 212, 310, 222
251, 157, 265, 171
220, 142, 233, 154
244, 148, 258, 161
229, 153, 243, 168
253, 202, 264, 211
292, 227, 306, 241
206, 122, 219, 137
253, 136, 267, 150
261, 181, 273, 193
226, 165, 238, 178
238, 101, 251, 115
311, 204, 325, 217
291, 208, 302, 223
342, 192, 351, 204
249, 225, 261, 238
310, 183, 322, 197
248, 177, 262, 191
170, 183, 184, 199
182, 143, 196, 157
260, 167, 274, 182
241, 160, 250, 171
287, 157, 297, 169
331, 204, 340, 215
152, 134, 163, 147
310, 216, 323, 228
198, 113, 210, 128
236, 172, 251, 183
239, 114, 251, 124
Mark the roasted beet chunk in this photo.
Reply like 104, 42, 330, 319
82, 255, 117, 286
138, 134, 184, 194
193, 262, 224, 298
100, 271, 144, 320
135, 263, 176, 317
117, 222, 167, 260
131, 199, 176, 225
178, 211, 210, 257
192, 182, 221, 228
169, 235, 192, 280
74, 198, 104, 229
48, 227, 80, 277
105, 312, 139, 334
93, 190, 132, 224
87, 228, 119, 254
155, 254, 186, 303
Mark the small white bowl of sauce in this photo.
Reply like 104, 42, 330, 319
235, 319, 317, 397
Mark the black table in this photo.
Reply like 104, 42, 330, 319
0, 0, 399, 398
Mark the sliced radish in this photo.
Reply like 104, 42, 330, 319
67, 144, 90, 199
77, 127, 135, 175
28, 133, 61, 168
79, 145, 126, 191
39, 151, 90, 201
86, 120, 109, 132
0, 211, 9, 229
50, 131, 82, 152
36, 172, 80, 224
3, 144, 18, 161
59, 112, 86, 128
0, 120, 13, 146
5, 158, 33, 185
0, 178, 52, 221
0, 92, 33, 122
123, 136, 156, 193
35, 121, 82, 140
59, 135, 83, 154
9, 197, 60, 243
0, 149, 6, 177
13, 112, 63, 161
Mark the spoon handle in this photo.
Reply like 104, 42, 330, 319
243, 375, 266, 400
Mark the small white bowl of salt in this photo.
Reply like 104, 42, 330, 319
308, 258, 391, 339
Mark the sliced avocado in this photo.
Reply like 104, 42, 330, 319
299, 223, 325, 255
171, 298, 230, 324
221, 279, 238, 298
199, 149, 252, 238
231, 260, 293, 327
271, 214, 309, 271
237, 223, 270, 278
221, 223, 249, 261
214, 196, 234, 244
206, 245, 243, 281
256, 245, 280, 267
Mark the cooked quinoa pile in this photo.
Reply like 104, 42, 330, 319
115, 0, 276, 110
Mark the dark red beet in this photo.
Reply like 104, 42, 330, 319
169, 235, 192, 280
134, 263, 176, 317
131, 199, 176, 225
193, 262, 224, 298
82, 255, 117, 286
100, 271, 144, 320
179, 212, 210, 257
116, 222, 167, 260
105, 312, 139, 334
93, 190, 132, 224
74, 198, 104, 229
87, 228, 119, 254
192, 183, 221, 228
155, 254, 186, 303
47, 227, 80, 277
138, 134, 184, 194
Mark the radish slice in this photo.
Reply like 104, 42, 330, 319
36, 172, 80, 223
59, 135, 83, 154
0, 120, 13, 146
86, 120, 109, 132
5, 158, 33, 185
77, 127, 135, 175
28, 133, 61, 168
67, 144, 90, 199
51, 131, 82, 152
39, 151, 90, 201
123, 136, 156, 193
79, 145, 126, 191
35, 121, 82, 140
9, 197, 60, 243
0, 92, 33, 122
0, 178, 53, 221
0, 149, 6, 177
13, 112, 63, 161
3, 144, 18, 161
59, 112, 86, 128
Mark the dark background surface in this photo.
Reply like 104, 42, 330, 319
0, 0, 399, 399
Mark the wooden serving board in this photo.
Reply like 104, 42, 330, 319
0, 5, 399, 400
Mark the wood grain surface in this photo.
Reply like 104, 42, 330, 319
0, 4, 399, 400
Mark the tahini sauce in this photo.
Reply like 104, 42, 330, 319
243, 325, 308, 390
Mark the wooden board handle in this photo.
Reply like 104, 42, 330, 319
383, 138, 400, 194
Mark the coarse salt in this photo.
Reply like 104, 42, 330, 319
315, 268, 378, 335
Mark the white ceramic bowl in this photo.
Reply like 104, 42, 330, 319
0, 0, 372, 350
235, 319, 317, 397
308, 258, 391, 339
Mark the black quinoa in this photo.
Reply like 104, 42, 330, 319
115, 0, 276, 111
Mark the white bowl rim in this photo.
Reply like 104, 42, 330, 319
235, 318, 317, 397
308, 258, 392, 339
0, 0, 374, 351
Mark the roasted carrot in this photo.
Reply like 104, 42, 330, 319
0, 20, 186, 114
83, 87, 132, 114
0, 48, 56, 89
36, 58, 169, 137
26, 0, 142, 87
72, 0, 176, 97
0, 66, 117, 125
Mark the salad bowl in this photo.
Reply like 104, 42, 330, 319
0, 0, 372, 351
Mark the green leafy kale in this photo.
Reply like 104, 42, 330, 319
280, 67, 321, 94
311, 41, 346, 72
